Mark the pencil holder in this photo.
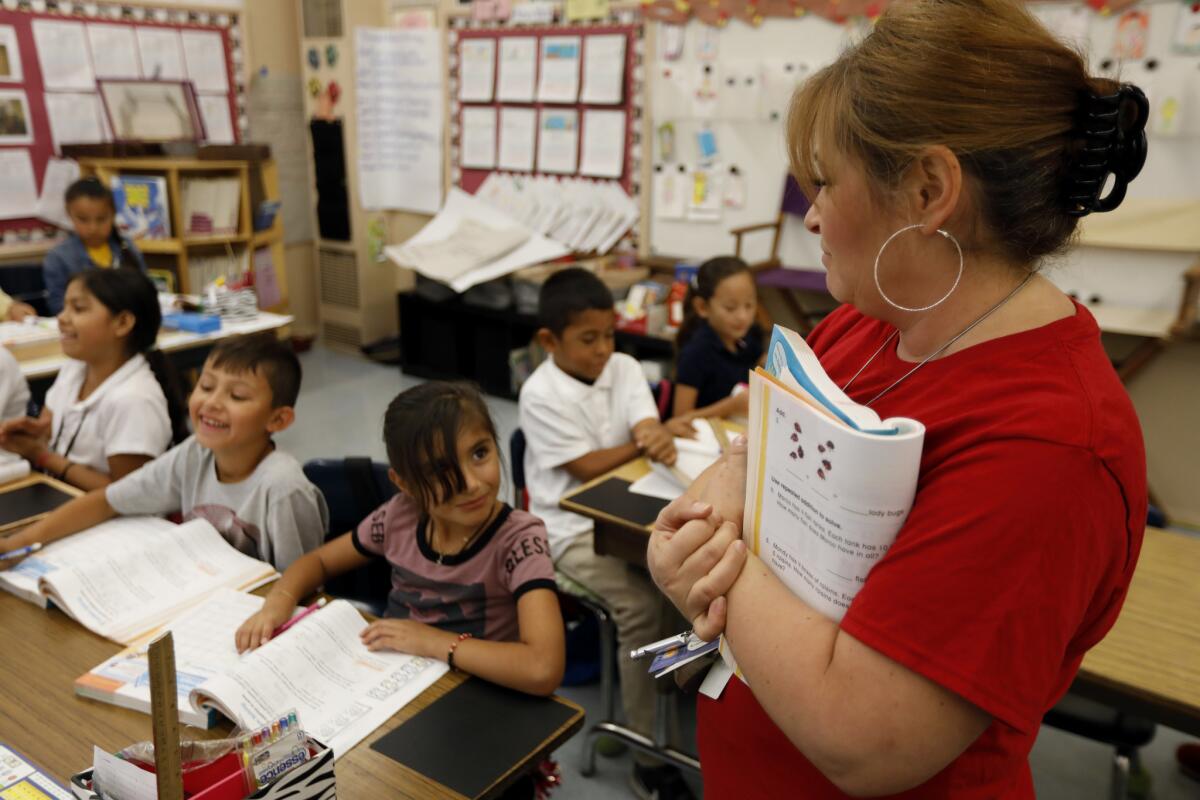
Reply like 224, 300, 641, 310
69, 735, 336, 800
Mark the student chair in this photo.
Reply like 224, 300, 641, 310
729, 175, 834, 335
0, 263, 51, 317
301, 457, 396, 616
509, 428, 621, 771
1042, 694, 1156, 800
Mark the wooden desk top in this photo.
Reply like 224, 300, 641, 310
563, 457, 1200, 736
1075, 526, 1200, 736
0, 514, 584, 798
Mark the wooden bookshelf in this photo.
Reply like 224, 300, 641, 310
75, 156, 288, 312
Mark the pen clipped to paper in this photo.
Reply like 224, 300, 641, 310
0, 542, 42, 561
272, 597, 328, 638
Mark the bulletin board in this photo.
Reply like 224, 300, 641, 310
647, 0, 1200, 294
0, 1, 245, 239
448, 21, 643, 195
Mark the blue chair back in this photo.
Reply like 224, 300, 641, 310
302, 457, 396, 614
509, 428, 527, 510
0, 263, 50, 317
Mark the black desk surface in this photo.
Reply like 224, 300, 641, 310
560, 476, 669, 530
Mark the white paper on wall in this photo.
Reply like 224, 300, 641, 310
181, 30, 228, 93
536, 108, 579, 174
496, 36, 537, 102
460, 106, 498, 169
136, 27, 185, 81
498, 106, 536, 172
537, 36, 581, 103
32, 19, 94, 91
580, 34, 625, 105
459, 38, 496, 102
579, 109, 625, 178
87, 24, 141, 79
43, 92, 106, 152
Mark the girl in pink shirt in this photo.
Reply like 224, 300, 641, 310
237, 381, 565, 697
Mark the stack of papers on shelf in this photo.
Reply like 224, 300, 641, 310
395, 218, 530, 283
474, 172, 639, 255
181, 176, 241, 236
385, 188, 570, 293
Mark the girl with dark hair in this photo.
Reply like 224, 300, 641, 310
236, 381, 565, 699
42, 176, 148, 315
672, 256, 763, 422
0, 267, 185, 490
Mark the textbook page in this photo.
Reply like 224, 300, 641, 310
0, 516, 177, 608
36, 518, 278, 644
76, 589, 270, 728
191, 599, 449, 759
743, 367, 924, 621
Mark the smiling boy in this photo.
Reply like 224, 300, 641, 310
0, 334, 328, 571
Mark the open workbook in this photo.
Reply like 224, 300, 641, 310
743, 325, 926, 622
0, 517, 278, 644
77, 590, 449, 758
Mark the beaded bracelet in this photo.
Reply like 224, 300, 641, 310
447, 632, 472, 670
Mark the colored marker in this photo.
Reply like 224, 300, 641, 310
272, 598, 328, 638
0, 542, 42, 561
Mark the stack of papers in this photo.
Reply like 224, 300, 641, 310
395, 218, 530, 283
474, 172, 639, 255
385, 188, 569, 293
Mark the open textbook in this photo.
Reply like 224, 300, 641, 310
0, 517, 278, 644
77, 590, 449, 753
631, 420, 726, 501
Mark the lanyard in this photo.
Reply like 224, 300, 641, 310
50, 406, 91, 460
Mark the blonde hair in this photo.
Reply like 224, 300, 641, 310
788, 0, 1120, 265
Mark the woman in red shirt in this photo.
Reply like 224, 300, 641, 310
647, 0, 1150, 797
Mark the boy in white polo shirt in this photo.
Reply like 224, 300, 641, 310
519, 267, 695, 800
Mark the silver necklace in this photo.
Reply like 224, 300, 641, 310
842, 273, 1034, 407
429, 503, 497, 565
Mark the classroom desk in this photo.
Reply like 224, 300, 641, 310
16, 311, 295, 382
0, 477, 585, 800
560, 458, 1200, 738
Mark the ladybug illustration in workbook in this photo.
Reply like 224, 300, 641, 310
783, 416, 837, 482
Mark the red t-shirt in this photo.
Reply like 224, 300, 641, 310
698, 302, 1146, 799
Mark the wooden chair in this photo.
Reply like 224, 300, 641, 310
730, 175, 831, 335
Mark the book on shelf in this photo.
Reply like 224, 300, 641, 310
111, 175, 171, 240
189, 248, 249, 293
0, 516, 278, 644
76, 589, 449, 757
181, 176, 241, 237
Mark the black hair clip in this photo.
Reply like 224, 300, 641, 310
1065, 84, 1149, 217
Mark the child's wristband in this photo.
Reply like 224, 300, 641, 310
447, 633, 472, 670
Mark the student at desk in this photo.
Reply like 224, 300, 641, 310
647, 0, 1149, 797
2, 333, 326, 572
519, 268, 695, 800
43, 177, 147, 316
0, 268, 186, 490
671, 256, 763, 423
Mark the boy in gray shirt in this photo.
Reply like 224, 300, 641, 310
3, 334, 328, 572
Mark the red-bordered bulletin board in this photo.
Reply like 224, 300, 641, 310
0, 2, 242, 239
448, 21, 643, 197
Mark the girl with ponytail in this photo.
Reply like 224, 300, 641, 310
0, 267, 185, 490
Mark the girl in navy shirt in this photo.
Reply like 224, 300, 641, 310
672, 256, 764, 421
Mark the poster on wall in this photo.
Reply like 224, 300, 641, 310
0, 89, 33, 145
0, 26, 24, 83
355, 27, 444, 214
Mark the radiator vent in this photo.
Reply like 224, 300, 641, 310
322, 321, 362, 350
318, 247, 359, 308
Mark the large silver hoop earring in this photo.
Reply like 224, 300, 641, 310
873, 223, 964, 313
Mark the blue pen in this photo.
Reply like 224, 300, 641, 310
0, 542, 42, 561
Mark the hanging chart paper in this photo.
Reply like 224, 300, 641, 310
537, 108, 578, 174
356, 27, 444, 213
459, 38, 496, 102
0, 150, 39, 221
497, 36, 537, 102
537, 36, 581, 103
498, 107, 536, 172
181, 30, 229, 93
87, 24, 142, 79
33, 20, 94, 91
580, 34, 625, 105
43, 93, 106, 152
579, 109, 625, 178
137, 27, 186, 81
198, 95, 235, 144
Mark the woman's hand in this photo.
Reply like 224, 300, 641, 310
648, 515, 748, 642
656, 433, 749, 535
235, 605, 292, 653
360, 619, 454, 659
